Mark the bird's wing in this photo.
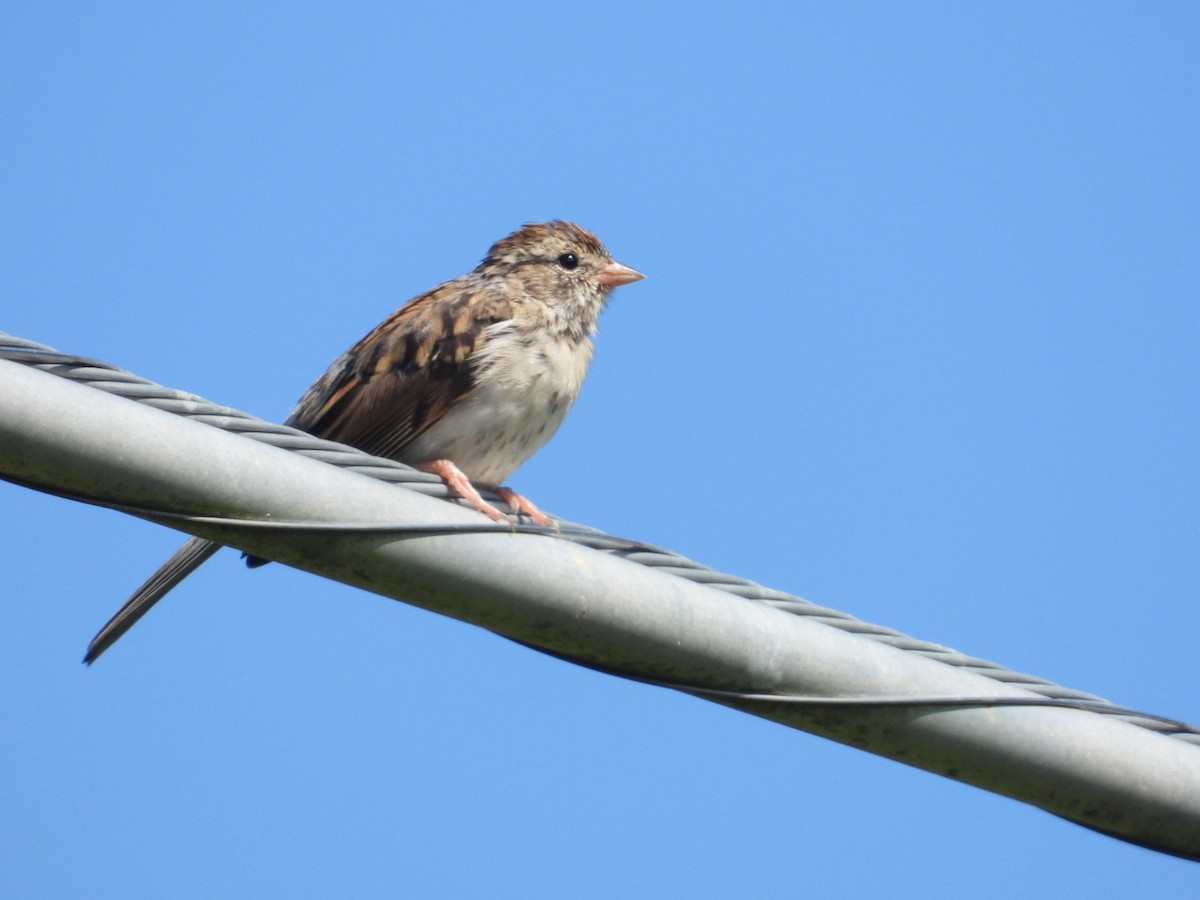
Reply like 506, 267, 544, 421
286, 279, 512, 461
84, 281, 514, 664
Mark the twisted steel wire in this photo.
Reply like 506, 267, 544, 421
4, 331, 1197, 745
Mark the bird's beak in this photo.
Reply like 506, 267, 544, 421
594, 259, 645, 287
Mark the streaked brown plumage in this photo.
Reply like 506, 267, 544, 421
84, 220, 643, 663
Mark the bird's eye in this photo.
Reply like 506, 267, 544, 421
557, 253, 579, 270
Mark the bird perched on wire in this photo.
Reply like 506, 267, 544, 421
84, 220, 644, 663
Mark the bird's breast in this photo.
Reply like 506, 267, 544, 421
403, 328, 595, 487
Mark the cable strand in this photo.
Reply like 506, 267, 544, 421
4, 331, 1197, 744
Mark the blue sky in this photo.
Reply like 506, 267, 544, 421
3, 2, 1198, 895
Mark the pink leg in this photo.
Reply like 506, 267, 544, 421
414, 459, 509, 524
496, 487, 554, 528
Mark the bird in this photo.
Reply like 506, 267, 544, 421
84, 220, 644, 663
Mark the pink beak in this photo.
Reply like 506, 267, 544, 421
594, 259, 645, 287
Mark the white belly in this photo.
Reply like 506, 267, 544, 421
403, 328, 594, 486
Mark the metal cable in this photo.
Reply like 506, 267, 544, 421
4, 331, 1197, 745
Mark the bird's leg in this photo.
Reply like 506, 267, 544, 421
495, 487, 555, 528
414, 459, 509, 524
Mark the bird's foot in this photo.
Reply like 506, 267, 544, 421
414, 460, 556, 529
496, 487, 555, 529
414, 459, 509, 524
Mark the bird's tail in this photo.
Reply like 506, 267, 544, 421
84, 536, 221, 664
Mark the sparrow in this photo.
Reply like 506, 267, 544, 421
84, 220, 643, 663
